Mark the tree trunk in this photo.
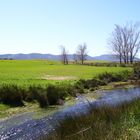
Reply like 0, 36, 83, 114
130, 52, 133, 64
119, 56, 122, 64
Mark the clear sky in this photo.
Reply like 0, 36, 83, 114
0, 0, 140, 56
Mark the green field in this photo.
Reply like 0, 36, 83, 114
0, 60, 132, 86
0, 60, 134, 119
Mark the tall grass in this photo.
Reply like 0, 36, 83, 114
47, 99, 140, 140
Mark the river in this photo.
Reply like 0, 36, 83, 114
0, 87, 140, 140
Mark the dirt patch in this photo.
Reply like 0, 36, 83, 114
42, 75, 77, 80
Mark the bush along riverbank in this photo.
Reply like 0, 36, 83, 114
0, 70, 131, 108
0, 63, 140, 108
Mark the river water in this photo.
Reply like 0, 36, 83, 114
0, 87, 140, 140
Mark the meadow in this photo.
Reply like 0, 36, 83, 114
0, 60, 139, 140
0, 60, 133, 117
0, 60, 132, 86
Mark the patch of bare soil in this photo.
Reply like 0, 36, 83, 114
42, 75, 77, 80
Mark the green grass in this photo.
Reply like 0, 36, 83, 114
0, 102, 40, 119
0, 104, 9, 111
0, 60, 132, 86
0, 60, 132, 108
0, 104, 10, 118
48, 99, 140, 140
84, 60, 110, 63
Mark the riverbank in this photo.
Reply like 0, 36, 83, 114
1, 86, 140, 139
47, 87, 140, 140
0, 69, 132, 120
0, 79, 139, 120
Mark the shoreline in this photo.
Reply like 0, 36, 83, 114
0, 80, 139, 121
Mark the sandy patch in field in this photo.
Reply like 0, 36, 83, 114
42, 75, 77, 80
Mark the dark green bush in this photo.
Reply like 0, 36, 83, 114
26, 86, 41, 102
119, 63, 126, 67
76, 71, 131, 91
133, 62, 140, 80
26, 86, 48, 107
98, 72, 115, 84
84, 62, 119, 67
117, 70, 131, 81
0, 85, 24, 106
84, 62, 133, 67
98, 71, 131, 84
36, 90, 48, 108
106, 62, 118, 67
47, 84, 68, 105
78, 78, 105, 89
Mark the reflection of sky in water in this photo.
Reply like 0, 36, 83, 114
1, 87, 140, 140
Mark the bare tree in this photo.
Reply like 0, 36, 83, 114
76, 43, 88, 64
109, 22, 140, 64
73, 53, 78, 64
109, 25, 123, 64
60, 46, 68, 65
128, 23, 140, 64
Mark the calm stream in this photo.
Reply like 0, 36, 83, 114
0, 87, 140, 140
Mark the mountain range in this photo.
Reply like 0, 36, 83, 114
0, 53, 139, 62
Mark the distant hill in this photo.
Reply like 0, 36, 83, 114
0, 53, 61, 60
0, 53, 139, 61
92, 54, 140, 61
0, 53, 94, 60
92, 54, 118, 61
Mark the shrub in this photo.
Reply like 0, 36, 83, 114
106, 62, 118, 67
79, 78, 105, 89
119, 63, 126, 67
98, 71, 131, 84
36, 90, 48, 108
47, 84, 68, 105
98, 72, 115, 84
27, 86, 48, 107
76, 71, 131, 91
25, 86, 40, 102
84, 62, 119, 67
0, 85, 24, 106
70, 80, 85, 95
133, 62, 140, 80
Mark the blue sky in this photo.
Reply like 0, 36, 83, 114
0, 0, 140, 56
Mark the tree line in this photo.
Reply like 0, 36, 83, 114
60, 22, 140, 65
60, 43, 88, 65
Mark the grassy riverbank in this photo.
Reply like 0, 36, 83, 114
48, 98, 140, 140
0, 80, 136, 120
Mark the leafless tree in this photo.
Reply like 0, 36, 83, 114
60, 46, 68, 65
128, 23, 140, 64
109, 25, 123, 64
76, 43, 88, 64
109, 22, 140, 64
73, 53, 78, 64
